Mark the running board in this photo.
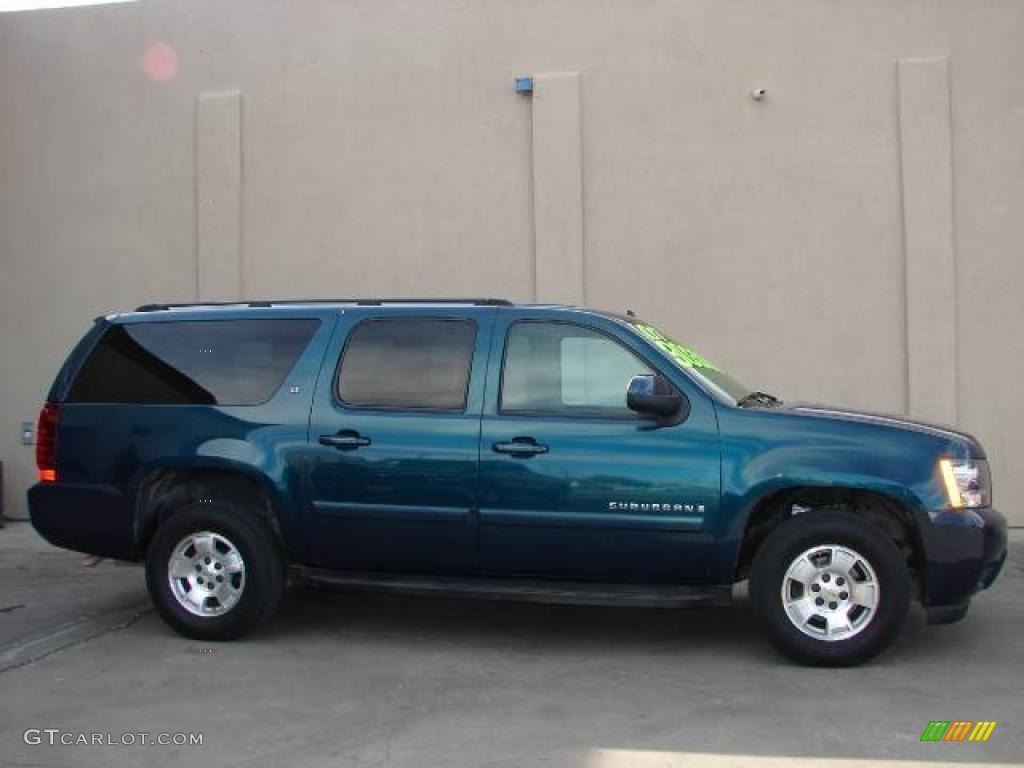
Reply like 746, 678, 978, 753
290, 566, 732, 609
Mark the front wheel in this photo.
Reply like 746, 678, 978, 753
145, 501, 284, 640
750, 510, 910, 666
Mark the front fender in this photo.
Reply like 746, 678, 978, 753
710, 405, 950, 581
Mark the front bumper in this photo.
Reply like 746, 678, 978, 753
916, 506, 1007, 620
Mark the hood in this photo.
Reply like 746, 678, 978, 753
784, 403, 986, 458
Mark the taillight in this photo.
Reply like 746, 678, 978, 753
36, 402, 59, 483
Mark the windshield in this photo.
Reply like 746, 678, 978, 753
629, 320, 750, 402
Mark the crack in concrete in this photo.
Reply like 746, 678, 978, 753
0, 602, 153, 676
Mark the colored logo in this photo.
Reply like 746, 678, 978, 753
921, 721, 997, 742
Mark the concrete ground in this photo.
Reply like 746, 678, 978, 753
0, 520, 1020, 768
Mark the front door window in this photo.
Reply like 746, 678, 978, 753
501, 322, 653, 417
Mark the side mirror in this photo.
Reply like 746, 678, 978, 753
627, 374, 684, 418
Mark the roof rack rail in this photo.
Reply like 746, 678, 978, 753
134, 298, 514, 312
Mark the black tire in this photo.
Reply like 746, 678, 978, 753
749, 510, 910, 666
145, 501, 284, 640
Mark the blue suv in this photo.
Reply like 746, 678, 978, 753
29, 299, 1007, 665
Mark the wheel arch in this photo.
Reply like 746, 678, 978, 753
134, 464, 286, 558
732, 484, 926, 598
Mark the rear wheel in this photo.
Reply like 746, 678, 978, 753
146, 501, 284, 640
750, 510, 910, 666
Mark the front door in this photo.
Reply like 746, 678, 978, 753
478, 314, 721, 582
306, 308, 493, 573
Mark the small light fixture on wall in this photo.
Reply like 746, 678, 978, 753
751, 87, 767, 102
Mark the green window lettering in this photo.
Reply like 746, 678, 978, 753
634, 323, 720, 371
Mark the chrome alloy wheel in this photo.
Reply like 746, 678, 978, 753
780, 544, 880, 641
168, 531, 246, 617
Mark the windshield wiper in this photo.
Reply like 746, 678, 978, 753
736, 391, 783, 408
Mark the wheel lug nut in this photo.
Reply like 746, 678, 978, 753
822, 573, 830, 583
204, 557, 211, 565
197, 577, 203, 584
815, 597, 824, 606
829, 601, 838, 610
208, 583, 214, 590
811, 584, 821, 593
839, 591, 848, 600
836, 577, 845, 586
195, 564, 201, 571
216, 575, 223, 582
215, 563, 222, 570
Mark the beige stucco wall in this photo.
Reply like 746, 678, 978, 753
1, 0, 1021, 524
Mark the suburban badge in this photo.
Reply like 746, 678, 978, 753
608, 501, 705, 514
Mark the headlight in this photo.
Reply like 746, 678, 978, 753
938, 458, 991, 509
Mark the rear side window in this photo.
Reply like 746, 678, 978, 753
337, 318, 476, 410
67, 319, 320, 405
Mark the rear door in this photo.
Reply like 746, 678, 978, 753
306, 307, 494, 573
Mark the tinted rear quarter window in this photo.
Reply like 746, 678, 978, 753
337, 317, 476, 410
67, 319, 320, 405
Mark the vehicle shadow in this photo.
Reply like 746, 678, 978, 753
257, 581, 940, 665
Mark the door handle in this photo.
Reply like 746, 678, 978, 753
319, 430, 372, 450
492, 437, 548, 457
